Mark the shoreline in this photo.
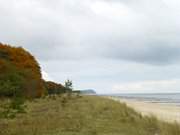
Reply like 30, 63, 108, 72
107, 96, 180, 123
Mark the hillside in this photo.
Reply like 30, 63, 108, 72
80, 89, 96, 95
1, 95, 180, 135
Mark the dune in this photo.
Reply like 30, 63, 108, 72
108, 96, 180, 123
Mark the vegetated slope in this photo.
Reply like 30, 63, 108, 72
0, 43, 45, 98
1, 95, 180, 135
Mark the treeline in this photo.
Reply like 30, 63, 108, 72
0, 43, 72, 98
44, 80, 72, 95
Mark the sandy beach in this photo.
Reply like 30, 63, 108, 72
108, 97, 180, 123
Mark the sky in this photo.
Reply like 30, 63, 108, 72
1, 0, 180, 94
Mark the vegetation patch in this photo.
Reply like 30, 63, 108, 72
1, 96, 180, 135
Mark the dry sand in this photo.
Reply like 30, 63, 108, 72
108, 96, 180, 123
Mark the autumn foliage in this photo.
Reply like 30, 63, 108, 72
0, 43, 45, 98
43, 81, 69, 95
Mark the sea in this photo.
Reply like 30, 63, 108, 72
102, 93, 180, 105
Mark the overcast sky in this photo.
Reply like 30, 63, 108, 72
1, 0, 180, 94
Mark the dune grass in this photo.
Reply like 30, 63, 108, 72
0, 95, 180, 135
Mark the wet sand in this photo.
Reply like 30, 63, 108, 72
108, 96, 180, 123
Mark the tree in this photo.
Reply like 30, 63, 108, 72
0, 43, 45, 98
0, 60, 25, 97
65, 79, 73, 91
0, 60, 26, 118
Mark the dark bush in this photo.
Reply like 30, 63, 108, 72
44, 81, 71, 95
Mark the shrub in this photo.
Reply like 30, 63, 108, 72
44, 81, 70, 95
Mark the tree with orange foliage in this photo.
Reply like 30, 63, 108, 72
0, 43, 45, 98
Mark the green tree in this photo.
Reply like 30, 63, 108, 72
65, 79, 73, 91
0, 61, 25, 97
0, 61, 26, 118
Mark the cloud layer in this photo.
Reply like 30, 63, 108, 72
1, 0, 180, 93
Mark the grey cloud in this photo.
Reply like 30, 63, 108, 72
0, 0, 180, 65
106, 44, 180, 65
1, 0, 180, 93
